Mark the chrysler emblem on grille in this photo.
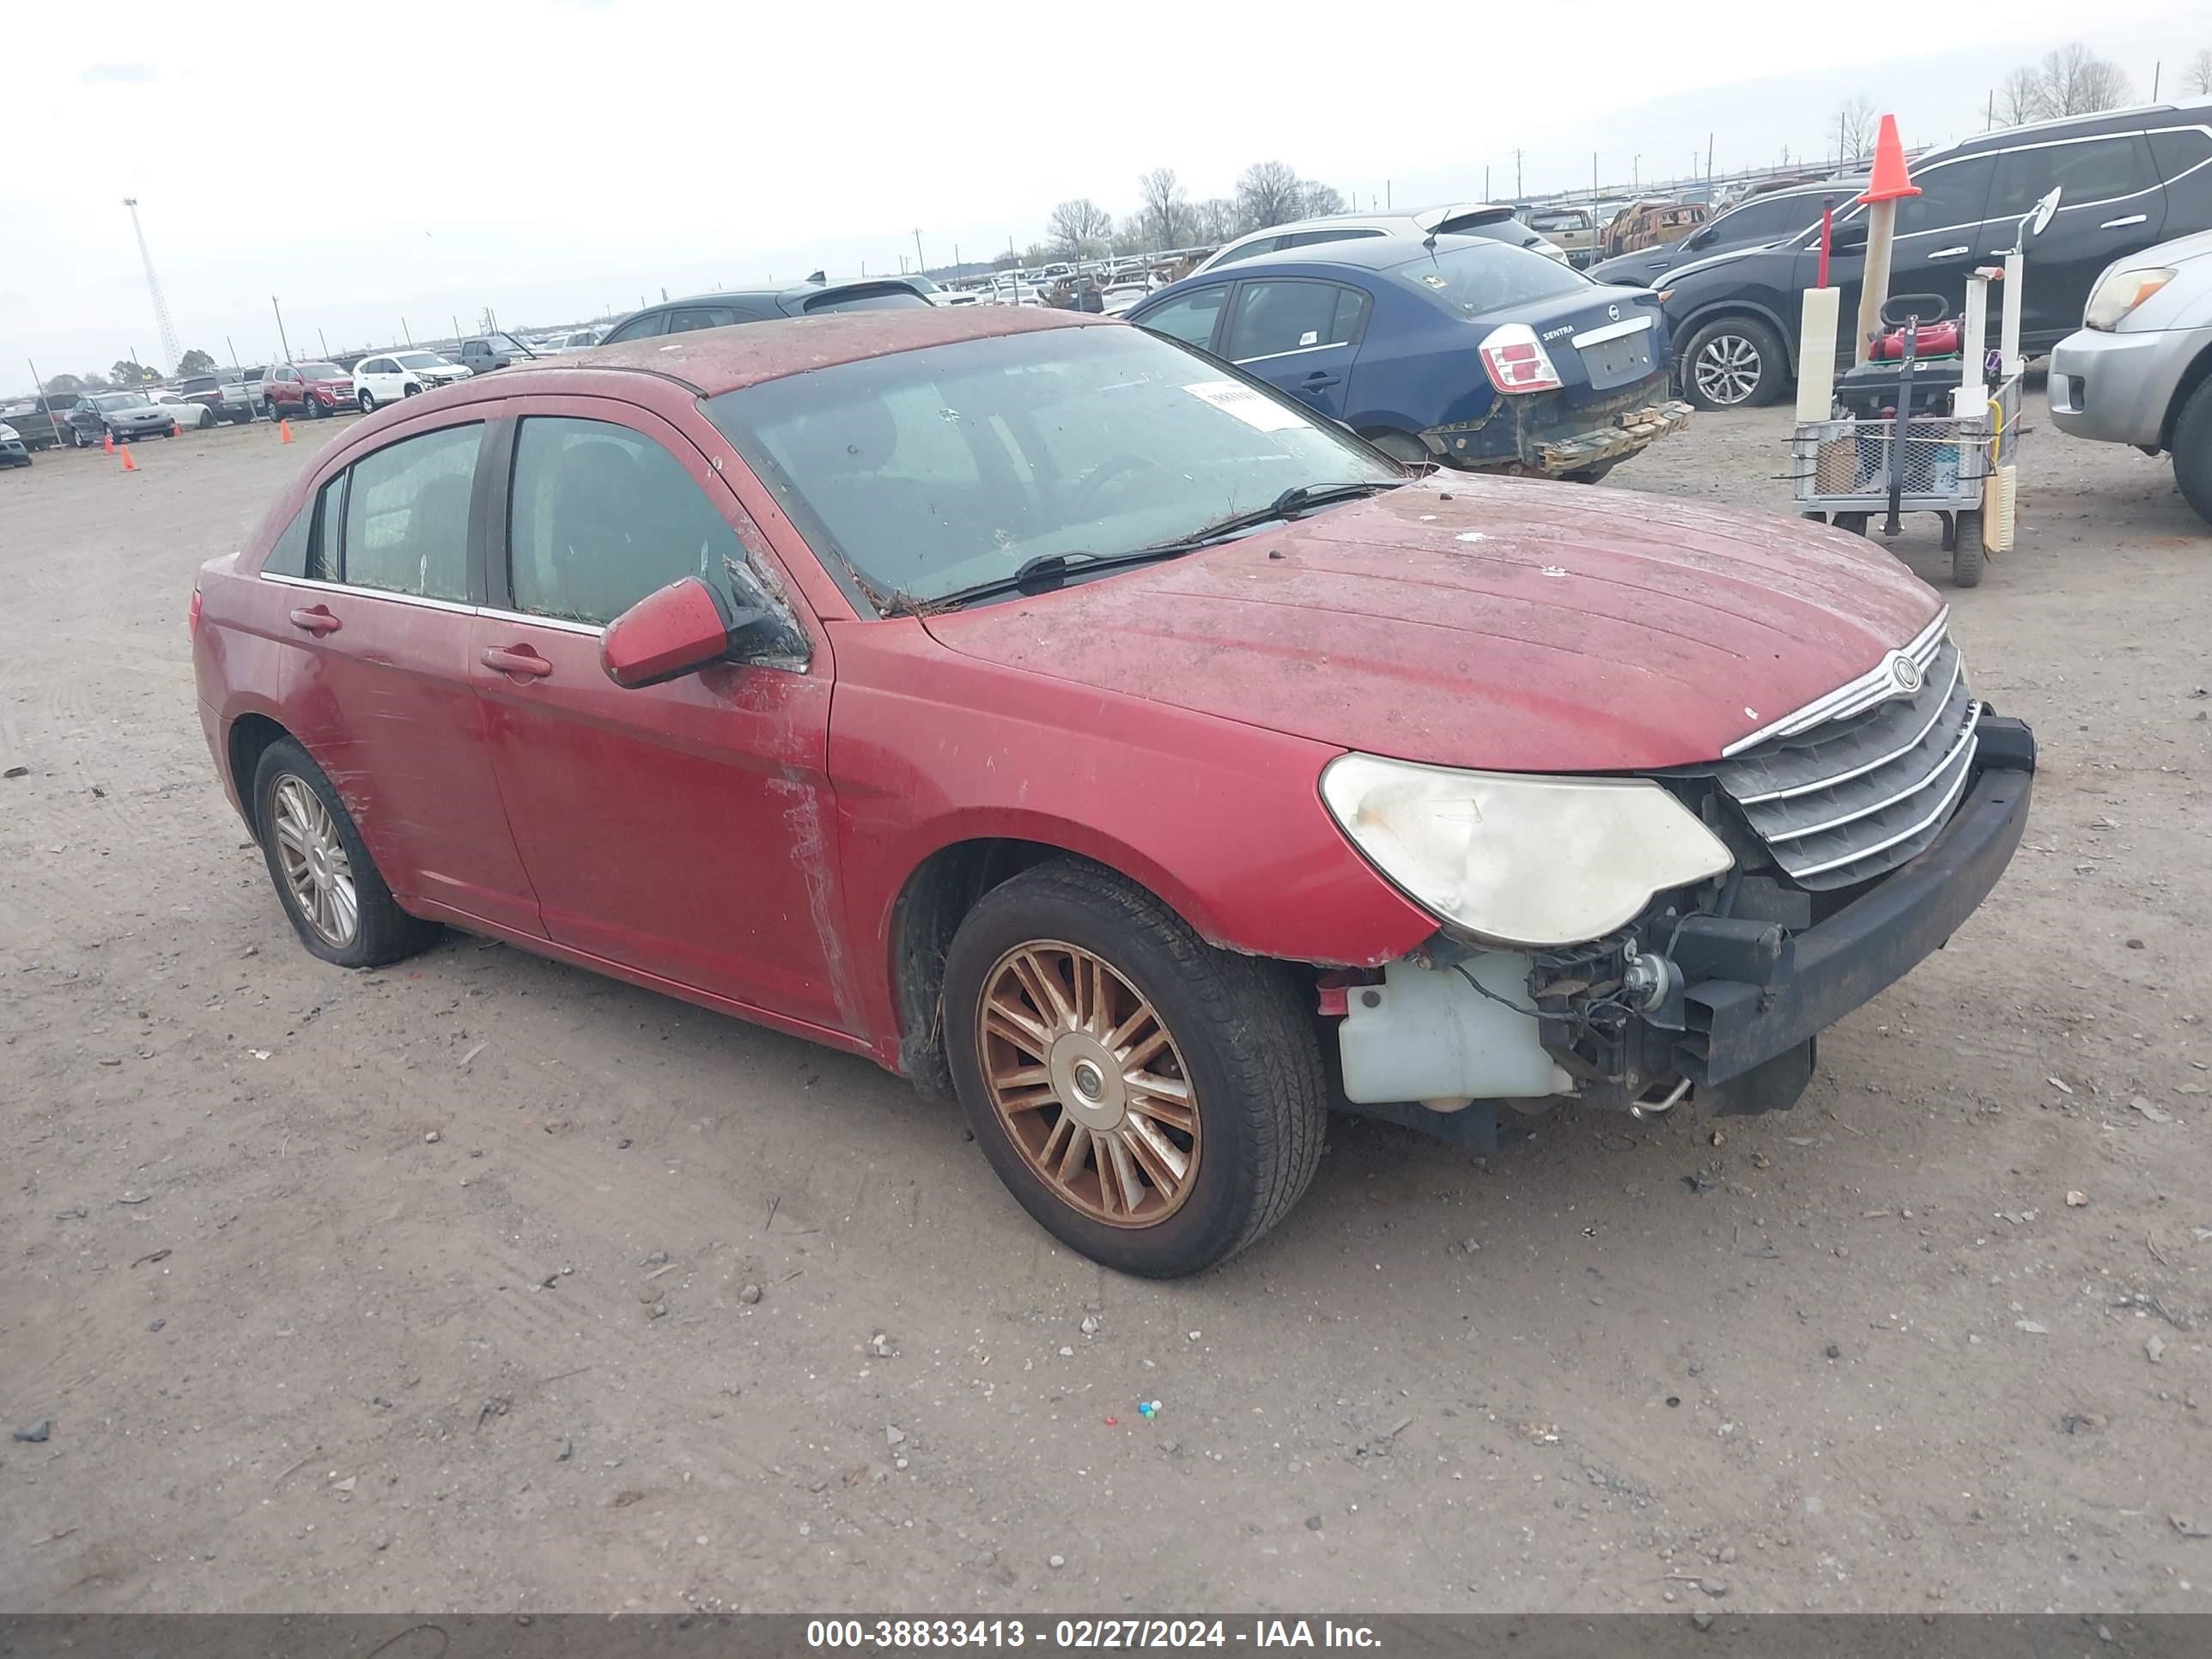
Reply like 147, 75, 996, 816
1887, 652, 1923, 696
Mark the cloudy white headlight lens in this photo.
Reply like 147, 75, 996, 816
1320, 754, 1734, 948
2084, 266, 2174, 331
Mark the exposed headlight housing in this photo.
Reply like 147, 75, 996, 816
1320, 754, 1734, 948
2084, 265, 2174, 331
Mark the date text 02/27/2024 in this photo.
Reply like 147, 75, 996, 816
805, 1619, 1382, 1649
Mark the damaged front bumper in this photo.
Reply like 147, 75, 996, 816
1332, 713, 2034, 1139
1423, 391, 1692, 477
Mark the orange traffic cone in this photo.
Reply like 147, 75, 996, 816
1855, 113, 1921, 204
172, 417, 183, 437
103, 430, 115, 454
278, 419, 295, 444
119, 445, 137, 472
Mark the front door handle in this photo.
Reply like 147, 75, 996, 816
480, 645, 553, 680
1300, 372, 1341, 389
2100, 213, 2148, 229
1927, 246, 1971, 260
287, 605, 340, 636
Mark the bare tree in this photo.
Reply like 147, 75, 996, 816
2034, 42, 2131, 116
1994, 64, 2046, 125
1047, 198, 1114, 258
1235, 160, 1305, 231
2183, 47, 2212, 96
1194, 198, 1237, 243
1297, 180, 1346, 217
1137, 167, 1191, 252
1832, 96, 1876, 164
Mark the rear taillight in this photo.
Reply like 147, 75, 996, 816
1477, 324, 1563, 394
188, 587, 203, 639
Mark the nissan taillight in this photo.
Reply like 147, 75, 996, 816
1478, 323, 1563, 394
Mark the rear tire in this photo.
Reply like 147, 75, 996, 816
1832, 511, 1870, 536
2171, 377, 2212, 528
1366, 430, 1431, 468
1952, 507, 1985, 588
941, 860, 1328, 1278
1680, 315, 1788, 410
251, 738, 441, 969
1563, 459, 1619, 483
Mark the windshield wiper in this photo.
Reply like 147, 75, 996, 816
907, 481, 1401, 615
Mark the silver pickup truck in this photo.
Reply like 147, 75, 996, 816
180, 370, 261, 425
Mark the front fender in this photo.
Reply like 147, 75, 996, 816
825, 621, 1436, 1062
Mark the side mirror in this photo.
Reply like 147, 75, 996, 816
1686, 228, 1713, 250
602, 578, 745, 688
1830, 219, 1869, 252
2027, 185, 2062, 238
601, 575, 802, 688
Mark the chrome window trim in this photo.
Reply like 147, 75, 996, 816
477, 606, 603, 637
1722, 607, 1948, 757
1570, 314, 1652, 349
258, 572, 476, 615
1236, 340, 1346, 366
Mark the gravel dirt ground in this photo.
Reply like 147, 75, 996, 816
3, 404, 2209, 1616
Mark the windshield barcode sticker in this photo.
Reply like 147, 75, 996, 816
1182, 380, 1306, 432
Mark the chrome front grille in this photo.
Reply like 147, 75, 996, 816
1705, 626, 1979, 891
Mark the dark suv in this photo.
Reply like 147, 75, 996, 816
597, 279, 930, 345
1661, 102, 2212, 408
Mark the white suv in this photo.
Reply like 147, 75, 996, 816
351, 351, 471, 413
1191, 204, 1565, 276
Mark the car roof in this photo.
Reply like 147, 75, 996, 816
1948, 100, 2209, 153
1184, 231, 1521, 276
533, 306, 1102, 396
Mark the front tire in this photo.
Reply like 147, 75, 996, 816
2172, 377, 2212, 528
942, 860, 1328, 1278
357, 391, 376, 414
1680, 315, 1788, 410
251, 738, 441, 969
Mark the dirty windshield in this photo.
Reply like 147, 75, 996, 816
704, 325, 1400, 608
1389, 239, 1587, 316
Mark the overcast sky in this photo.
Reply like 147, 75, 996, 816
5, 1, 2204, 386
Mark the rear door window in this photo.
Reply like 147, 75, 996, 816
506, 416, 743, 625
799, 288, 932, 313
1224, 280, 1368, 360
1211, 236, 1280, 267
663, 306, 737, 333
601, 313, 667, 343
1988, 135, 2154, 217
1135, 285, 1230, 349
2149, 126, 2212, 182
339, 424, 482, 601
261, 502, 315, 579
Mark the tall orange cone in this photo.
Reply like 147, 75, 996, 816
279, 419, 295, 444
172, 417, 183, 437
1851, 114, 1919, 366
1854, 114, 1920, 206
119, 445, 137, 472
103, 430, 115, 454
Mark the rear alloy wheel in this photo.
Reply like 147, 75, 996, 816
944, 860, 1328, 1278
262, 398, 278, 421
252, 738, 440, 969
1680, 315, 1787, 410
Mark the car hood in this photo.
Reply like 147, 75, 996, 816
918, 477, 1939, 774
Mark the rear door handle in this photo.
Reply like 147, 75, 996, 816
1300, 372, 1342, 389
287, 605, 340, 636
480, 644, 553, 679
1927, 246, 1971, 260
2100, 213, 2148, 229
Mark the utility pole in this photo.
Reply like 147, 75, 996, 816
401, 317, 412, 344
2152, 60, 2160, 99
1484, 165, 1491, 200
1514, 149, 1523, 198
122, 198, 182, 375
1706, 131, 1715, 184
1633, 154, 1640, 187
224, 335, 240, 371
317, 328, 330, 359
914, 228, 926, 276
1385, 179, 1392, 210
271, 296, 293, 364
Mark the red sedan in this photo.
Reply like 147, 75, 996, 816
191, 307, 2033, 1277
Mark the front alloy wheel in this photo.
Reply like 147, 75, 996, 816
358, 390, 376, 413
1692, 332, 1761, 405
977, 940, 1200, 1226
943, 860, 1328, 1278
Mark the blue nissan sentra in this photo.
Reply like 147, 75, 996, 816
1128, 233, 1691, 481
